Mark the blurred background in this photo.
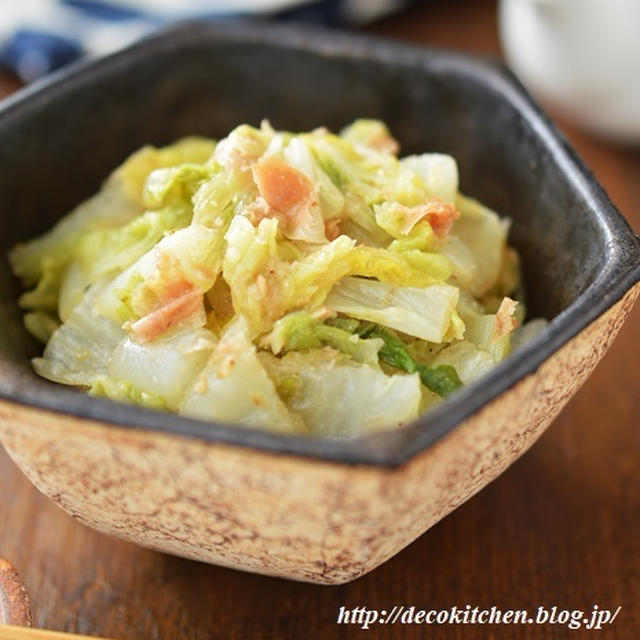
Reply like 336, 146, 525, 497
1, 0, 639, 144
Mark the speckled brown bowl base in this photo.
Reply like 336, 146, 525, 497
0, 285, 636, 584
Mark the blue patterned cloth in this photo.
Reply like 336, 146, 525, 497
0, 0, 412, 82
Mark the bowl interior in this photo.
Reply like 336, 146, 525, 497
0, 22, 636, 464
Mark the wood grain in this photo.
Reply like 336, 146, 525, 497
0, 1, 638, 638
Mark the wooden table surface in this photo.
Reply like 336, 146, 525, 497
1, 1, 638, 639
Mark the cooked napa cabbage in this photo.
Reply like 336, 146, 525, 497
180, 317, 304, 433
258, 349, 421, 436
10, 119, 545, 436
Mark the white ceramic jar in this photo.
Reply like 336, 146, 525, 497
499, 0, 640, 143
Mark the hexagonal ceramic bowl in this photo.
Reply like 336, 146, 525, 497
0, 22, 638, 584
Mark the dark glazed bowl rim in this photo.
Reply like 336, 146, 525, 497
1, 21, 639, 467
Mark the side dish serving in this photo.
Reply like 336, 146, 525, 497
9, 120, 545, 436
